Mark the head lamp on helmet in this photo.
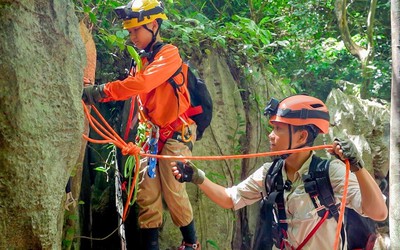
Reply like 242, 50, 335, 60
114, 0, 168, 29
264, 94, 330, 134
264, 98, 280, 117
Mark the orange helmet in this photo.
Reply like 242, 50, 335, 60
114, 0, 168, 29
264, 94, 330, 134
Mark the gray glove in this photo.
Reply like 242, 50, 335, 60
333, 138, 364, 172
82, 84, 107, 105
176, 161, 205, 184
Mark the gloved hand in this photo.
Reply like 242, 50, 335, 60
175, 161, 205, 184
82, 84, 107, 105
332, 138, 364, 172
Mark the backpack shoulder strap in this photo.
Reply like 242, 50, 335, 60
143, 42, 185, 111
254, 158, 288, 249
303, 155, 339, 220
305, 155, 346, 249
144, 41, 166, 63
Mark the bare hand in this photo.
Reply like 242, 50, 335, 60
83, 77, 93, 86
171, 161, 183, 181
327, 140, 346, 161
170, 161, 205, 184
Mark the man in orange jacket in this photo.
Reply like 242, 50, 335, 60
82, 1, 200, 249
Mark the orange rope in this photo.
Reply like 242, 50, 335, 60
333, 159, 350, 249
82, 102, 141, 221
140, 144, 332, 160
82, 101, 351, 248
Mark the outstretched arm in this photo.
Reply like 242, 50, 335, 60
198, 178, 234, 209
171, 162, 234, 209
329, 139, 388, 221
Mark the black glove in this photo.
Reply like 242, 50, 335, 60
82, 84, 107, 105
176, 161, 205, 184
333, 138, 364, 172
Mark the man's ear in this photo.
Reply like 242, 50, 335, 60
299, 130, 308, 143
150, 20, 159, 31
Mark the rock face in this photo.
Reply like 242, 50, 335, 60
0, 1, 85, 249
322, 89, 390, 181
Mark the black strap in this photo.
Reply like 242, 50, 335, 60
120, 3, 164, 22
142, 41, 165, 63
167, 66, 185, 114
254, 159, 287, 250
277, 108, 330, 121
304, 156, 339, 220
141, 42, 185, 116
303, 155, 346, 248
127, 58, 136, 77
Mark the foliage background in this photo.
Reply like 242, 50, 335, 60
73, 0, 391, 102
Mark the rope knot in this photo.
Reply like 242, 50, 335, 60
122, 142, 141, 156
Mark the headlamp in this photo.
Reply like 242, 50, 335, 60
114, 6, 129, 20
264, 98, 280, 117
114, 3, 165, 21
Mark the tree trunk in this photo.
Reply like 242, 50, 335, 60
390, 0, 400, 248
335, 0, 377, 99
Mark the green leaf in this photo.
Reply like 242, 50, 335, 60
126, 45, 142, 71
89, 12, 97, 24
206, 240, 220, 250
116, 30, 126, 39
94, 167, 108, 173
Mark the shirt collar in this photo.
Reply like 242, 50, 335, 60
282, 151, 315, 181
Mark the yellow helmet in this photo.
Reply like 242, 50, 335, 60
114, 0, 168, 29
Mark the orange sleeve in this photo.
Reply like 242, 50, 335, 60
102, 44, 183, 101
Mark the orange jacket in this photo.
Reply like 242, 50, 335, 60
102, 44, 192, 128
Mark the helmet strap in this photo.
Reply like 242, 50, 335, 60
287, 124, 293, 150
278, 124, 293, 160
143, 20, 161, 52
280, 124, 311, 159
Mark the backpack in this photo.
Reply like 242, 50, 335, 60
303, 155, 379, 250
255, 155, 379, 250
144, 42, 213, 140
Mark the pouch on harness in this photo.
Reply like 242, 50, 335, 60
146, 42, 213, 141
254, 155, 378, 250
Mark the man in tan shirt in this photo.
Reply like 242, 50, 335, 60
172, 94, 387, 249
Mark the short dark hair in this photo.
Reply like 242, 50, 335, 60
293, 124, 319, 146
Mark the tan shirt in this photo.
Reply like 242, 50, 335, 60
225, 153, 363, 249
